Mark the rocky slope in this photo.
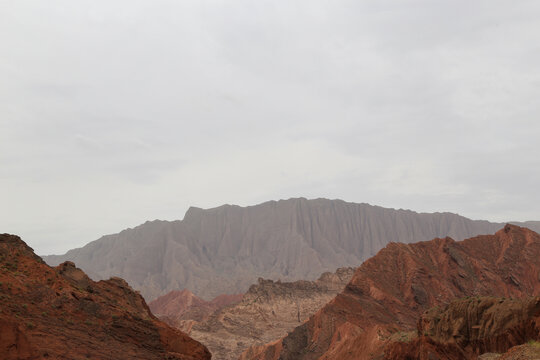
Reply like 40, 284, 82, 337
0, 233, 211, 360
149, 289, 243, 325
479, 342, 540, 360
242, 225, 540, 360
43, 198, 540, 300
171, 267, 354, 360
385, 296, 540, 359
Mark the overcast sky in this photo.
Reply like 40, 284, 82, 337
1, 0, 539, 255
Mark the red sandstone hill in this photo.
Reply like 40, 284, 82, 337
242, 224, 540, 360
0, 234, 211, 360
149, 289, 243, 326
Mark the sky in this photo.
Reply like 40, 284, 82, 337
1, 0, 539, 255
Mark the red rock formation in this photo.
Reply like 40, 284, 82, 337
0, 233, 211, 360
385, 296, 540, 359
243, 225, 540, 360
149, 289, 243, 326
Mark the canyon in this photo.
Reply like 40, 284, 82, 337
8, 199, 540, 359
151, 267, 355, 360
3, 222, 540, 359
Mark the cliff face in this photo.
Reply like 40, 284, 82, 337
0, 234, 211, 360
43, 198, 537, 301
157, 267, 354, 360
385, 296, 540, 359
245, 225, 540, 360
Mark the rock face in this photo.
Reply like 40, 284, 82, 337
149, 289, 243, 326
385, 296, 540, 359
485, 343, 540, 360
244, 225, 540, 360
43, 198, 540, 301
0, 234, 211, 360
176, 267, 355, 360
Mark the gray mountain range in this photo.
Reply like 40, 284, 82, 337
43, 198, 540, 300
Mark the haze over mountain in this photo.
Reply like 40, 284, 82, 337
43, 198, 540, 301
5, 1, 540, 259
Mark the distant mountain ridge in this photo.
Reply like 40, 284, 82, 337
42, 198, 540, 300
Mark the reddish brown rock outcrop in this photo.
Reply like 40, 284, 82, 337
385, 296, 540, 359
243, 225, 540, 360
0, 233, 211, 360
149, 289, 243, 327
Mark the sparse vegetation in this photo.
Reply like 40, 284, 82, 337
390, 330, 415, 343
3, 262, 17, 271
528, 340, 540, 348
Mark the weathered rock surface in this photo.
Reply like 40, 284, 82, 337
0, 233, 211, 360
166, 267, 354, 360
149, 289, 243, 325
244, 225, 540, 360
483, 342, 540, 360
385, 296, 540, 359
42, 198, 540, 300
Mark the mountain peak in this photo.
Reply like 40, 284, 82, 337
0, 234, 211, 360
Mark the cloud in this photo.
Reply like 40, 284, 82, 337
1, 0, 539, 254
